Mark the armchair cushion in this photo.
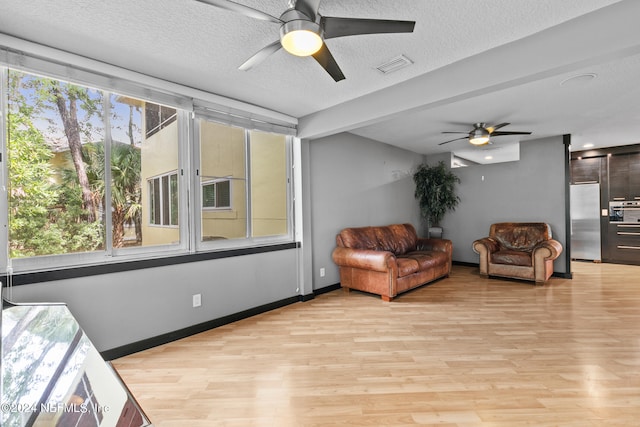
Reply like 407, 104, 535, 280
491, 250, 532, 267
491, 222, 551, 251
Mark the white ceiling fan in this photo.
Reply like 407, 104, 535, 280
195, 0, 416, 81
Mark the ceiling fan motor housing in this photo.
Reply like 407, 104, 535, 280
280, 8, 314, 22
469, 123, 491, 145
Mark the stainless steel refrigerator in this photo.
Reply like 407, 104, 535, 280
570, 183, 601, 261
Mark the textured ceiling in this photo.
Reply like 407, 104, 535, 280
2, 0, 639, 157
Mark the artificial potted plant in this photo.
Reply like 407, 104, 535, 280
413, 161, 461, 238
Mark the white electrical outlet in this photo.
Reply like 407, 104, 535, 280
320, 267, 326, 277
192, 293, 202, 308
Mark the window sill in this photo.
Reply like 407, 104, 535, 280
4, 242, 300, 286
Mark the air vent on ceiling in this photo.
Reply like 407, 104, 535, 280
375, 55, 413, 74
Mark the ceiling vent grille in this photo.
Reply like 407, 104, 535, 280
375, 55, 413, 74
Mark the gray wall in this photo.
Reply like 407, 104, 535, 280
307, 132, 424, 290
7, 249, 300, 352
434, 135, 569, 273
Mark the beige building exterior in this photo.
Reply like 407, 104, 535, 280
249, 130, 288, 237
140, 118, 180, 246
47, 105, 288, 248
140, 114, 288, 245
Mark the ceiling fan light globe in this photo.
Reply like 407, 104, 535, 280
281, 30, 322, 56
469, 126, 490, 145
469, 136, 490, 145
280, 21, 323, 56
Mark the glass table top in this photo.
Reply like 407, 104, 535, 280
2, 302, 152, 427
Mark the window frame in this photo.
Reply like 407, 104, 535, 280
1, 68, 191, 272
0, 57, 297, 276
192, 116, 294, 252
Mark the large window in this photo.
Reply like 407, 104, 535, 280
249, 130, 288, 237
108, 94, 180, 248
197, 120, 290, 244
198, 120, 247, 240
4, 69, 183, 270
1, 63, 294, 274
7, 70, 106, 258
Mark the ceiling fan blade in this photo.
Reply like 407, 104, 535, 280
312, 44, 345, 82
486, 122, 510, 133
293, 0, 322, 21
238, 40, 282, 71
321, 17, 416, 39
490, 131, 532, 136
438, 137, 468, 146
194, 0, 282, 23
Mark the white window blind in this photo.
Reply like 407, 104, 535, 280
193, 102, 297, 136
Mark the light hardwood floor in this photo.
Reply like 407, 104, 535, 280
113, 262, 640, 426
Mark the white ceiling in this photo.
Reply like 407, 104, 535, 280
2, 0, 639, 157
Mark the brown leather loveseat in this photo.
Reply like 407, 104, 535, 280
473, 222, 563, 284
332, 223, 452, 301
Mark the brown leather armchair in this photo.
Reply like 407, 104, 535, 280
473, 222, 563, 284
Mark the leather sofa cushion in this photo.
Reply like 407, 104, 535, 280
337, 226, 379, 251
491, 249, 532, 267
337, 224, 418, 255
375, 224, 417, 254
403, 251, 449, 270
491, 222, 551, 252
397, 251, 449, 277
396, 257, 420, 276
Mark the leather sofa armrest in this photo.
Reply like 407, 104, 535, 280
472, 237, 500, 254
332, 247, 396, 272
416, 238, 452, 255
533, 239, 563, 262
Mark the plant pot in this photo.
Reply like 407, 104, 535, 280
428, 226, 443, 239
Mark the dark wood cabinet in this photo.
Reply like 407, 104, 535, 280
604, 153, 640, 264
572, 147, 640, 265
607, 153, 640, 201
629, 152, 640, 200
570, 157, 601, 184
608, 154, 630, 200
605, 223, 640, 264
